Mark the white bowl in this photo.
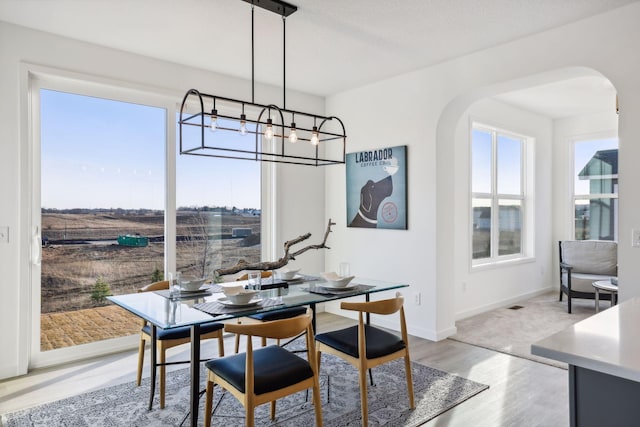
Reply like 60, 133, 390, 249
277, 268, 300, 280
220, 284, 244, 296
225, 289, 259, 304
321, 272, 355, 288
179, 277, 207, 291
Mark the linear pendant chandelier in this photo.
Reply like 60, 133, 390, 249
179, 0, 347, 166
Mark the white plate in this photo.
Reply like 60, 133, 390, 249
282, 274, 304, 281
321, 284, 358, 291
218, 297, 263, 307
178, 284, 210, 293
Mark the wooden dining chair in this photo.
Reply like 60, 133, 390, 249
136, 280, 225, 409
203, 308, 322, 427
315, 292, 414, 426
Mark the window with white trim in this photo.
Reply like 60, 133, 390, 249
573, 137, 618, 241
471, 123, 530, 264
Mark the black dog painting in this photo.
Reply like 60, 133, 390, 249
346, 145, 407, 229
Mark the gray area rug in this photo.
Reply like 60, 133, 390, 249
450, 290, 597, 368
4, 355, 488, 427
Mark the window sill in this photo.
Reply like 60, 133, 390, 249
471, 256, 536, 272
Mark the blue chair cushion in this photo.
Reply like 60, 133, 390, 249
248, 306, 307, 321
205, 345, 313, 395
142, 322, 223, 341
316, 325, 405, 359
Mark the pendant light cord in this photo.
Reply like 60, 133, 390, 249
251, 5, 255, 104
283, 15, 286, 109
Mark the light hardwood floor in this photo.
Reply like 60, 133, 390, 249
0, 312, 568, 426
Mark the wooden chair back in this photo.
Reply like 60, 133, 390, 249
341, 293, 404, 315
225, 308, 311, 340
138, 280, 170, 293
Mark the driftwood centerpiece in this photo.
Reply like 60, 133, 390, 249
215, 218, 336, 277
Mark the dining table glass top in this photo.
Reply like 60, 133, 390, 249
107, 276, 408, 329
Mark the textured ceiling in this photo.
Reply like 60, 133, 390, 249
0, 0, 635, 98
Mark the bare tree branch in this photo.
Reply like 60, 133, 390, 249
215, 218, 335, 277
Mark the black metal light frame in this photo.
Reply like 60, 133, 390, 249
178, 0, 347, 166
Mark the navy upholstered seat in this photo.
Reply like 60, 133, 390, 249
248, 306, 307, 322
315, 324, 405, 359
205, 345, 313, 394
142, 321, 224, 341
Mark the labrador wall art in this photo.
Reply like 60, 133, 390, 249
346, 145, 407, 229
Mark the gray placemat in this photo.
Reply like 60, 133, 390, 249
306, 283, 374, 296
193, 297, 284, 316
153, 283, 223, 299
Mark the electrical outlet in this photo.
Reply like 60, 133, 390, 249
0, 226, 8, 243
414, 293, 421, 305
632, 229, 640, 248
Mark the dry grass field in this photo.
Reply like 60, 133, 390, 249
40, 211, 260, 350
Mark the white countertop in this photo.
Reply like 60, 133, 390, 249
531, 297, 640, 382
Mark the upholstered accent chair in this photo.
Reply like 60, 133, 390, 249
136, 280, 225, 408
315, 292, 414, 426
203, 308, 322, 427
559, 240, 618, 313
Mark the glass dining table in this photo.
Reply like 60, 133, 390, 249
107, 275, 409, 426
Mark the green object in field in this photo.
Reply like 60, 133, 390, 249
117, 234, 149, 247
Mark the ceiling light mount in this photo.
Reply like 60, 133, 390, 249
241, 0, 297, 17
179, 0, 346, 166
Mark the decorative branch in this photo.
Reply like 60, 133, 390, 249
215, 218, 335, 277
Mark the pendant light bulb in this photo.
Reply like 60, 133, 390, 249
210, 109, 218, 132
264, 118, 274, 140
289, 122, 298, 143
239, 114, 248, 136
310, 126, 320, 146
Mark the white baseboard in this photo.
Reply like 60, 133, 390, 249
324, 302, 455, 342
29, 335, 138, 370
454, 287, 554, 321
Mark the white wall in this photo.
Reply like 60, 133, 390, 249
0, 21, 326, 379
452, 98, 554, 319
325, 2, 640, 341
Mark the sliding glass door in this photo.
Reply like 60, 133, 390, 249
31, 77, 170, 366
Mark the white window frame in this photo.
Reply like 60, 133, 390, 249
470, 122, 533, 267
24, 64, 275, 368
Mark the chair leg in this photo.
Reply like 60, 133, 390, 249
559, 288, 563, 302
204, 379, 214, 427
246, 405, 255, 427
136, 336, 145, 386
218, 333, 225, 357
159, 344, 166, 409
234, 333, 240, 354
270, 400, 276, 420
568, 295, 572, 314
358, 365, 369, 427
404, 354, 415, 409
312, 378, 323, 426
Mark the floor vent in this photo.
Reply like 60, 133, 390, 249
508, 305, 524, 310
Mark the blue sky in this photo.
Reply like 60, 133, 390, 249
472, 128, 521, 195
40, 89, 260, 210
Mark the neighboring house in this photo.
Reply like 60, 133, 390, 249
578, 149, 618, 241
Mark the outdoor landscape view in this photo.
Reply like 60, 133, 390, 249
39, 88, 261, 351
